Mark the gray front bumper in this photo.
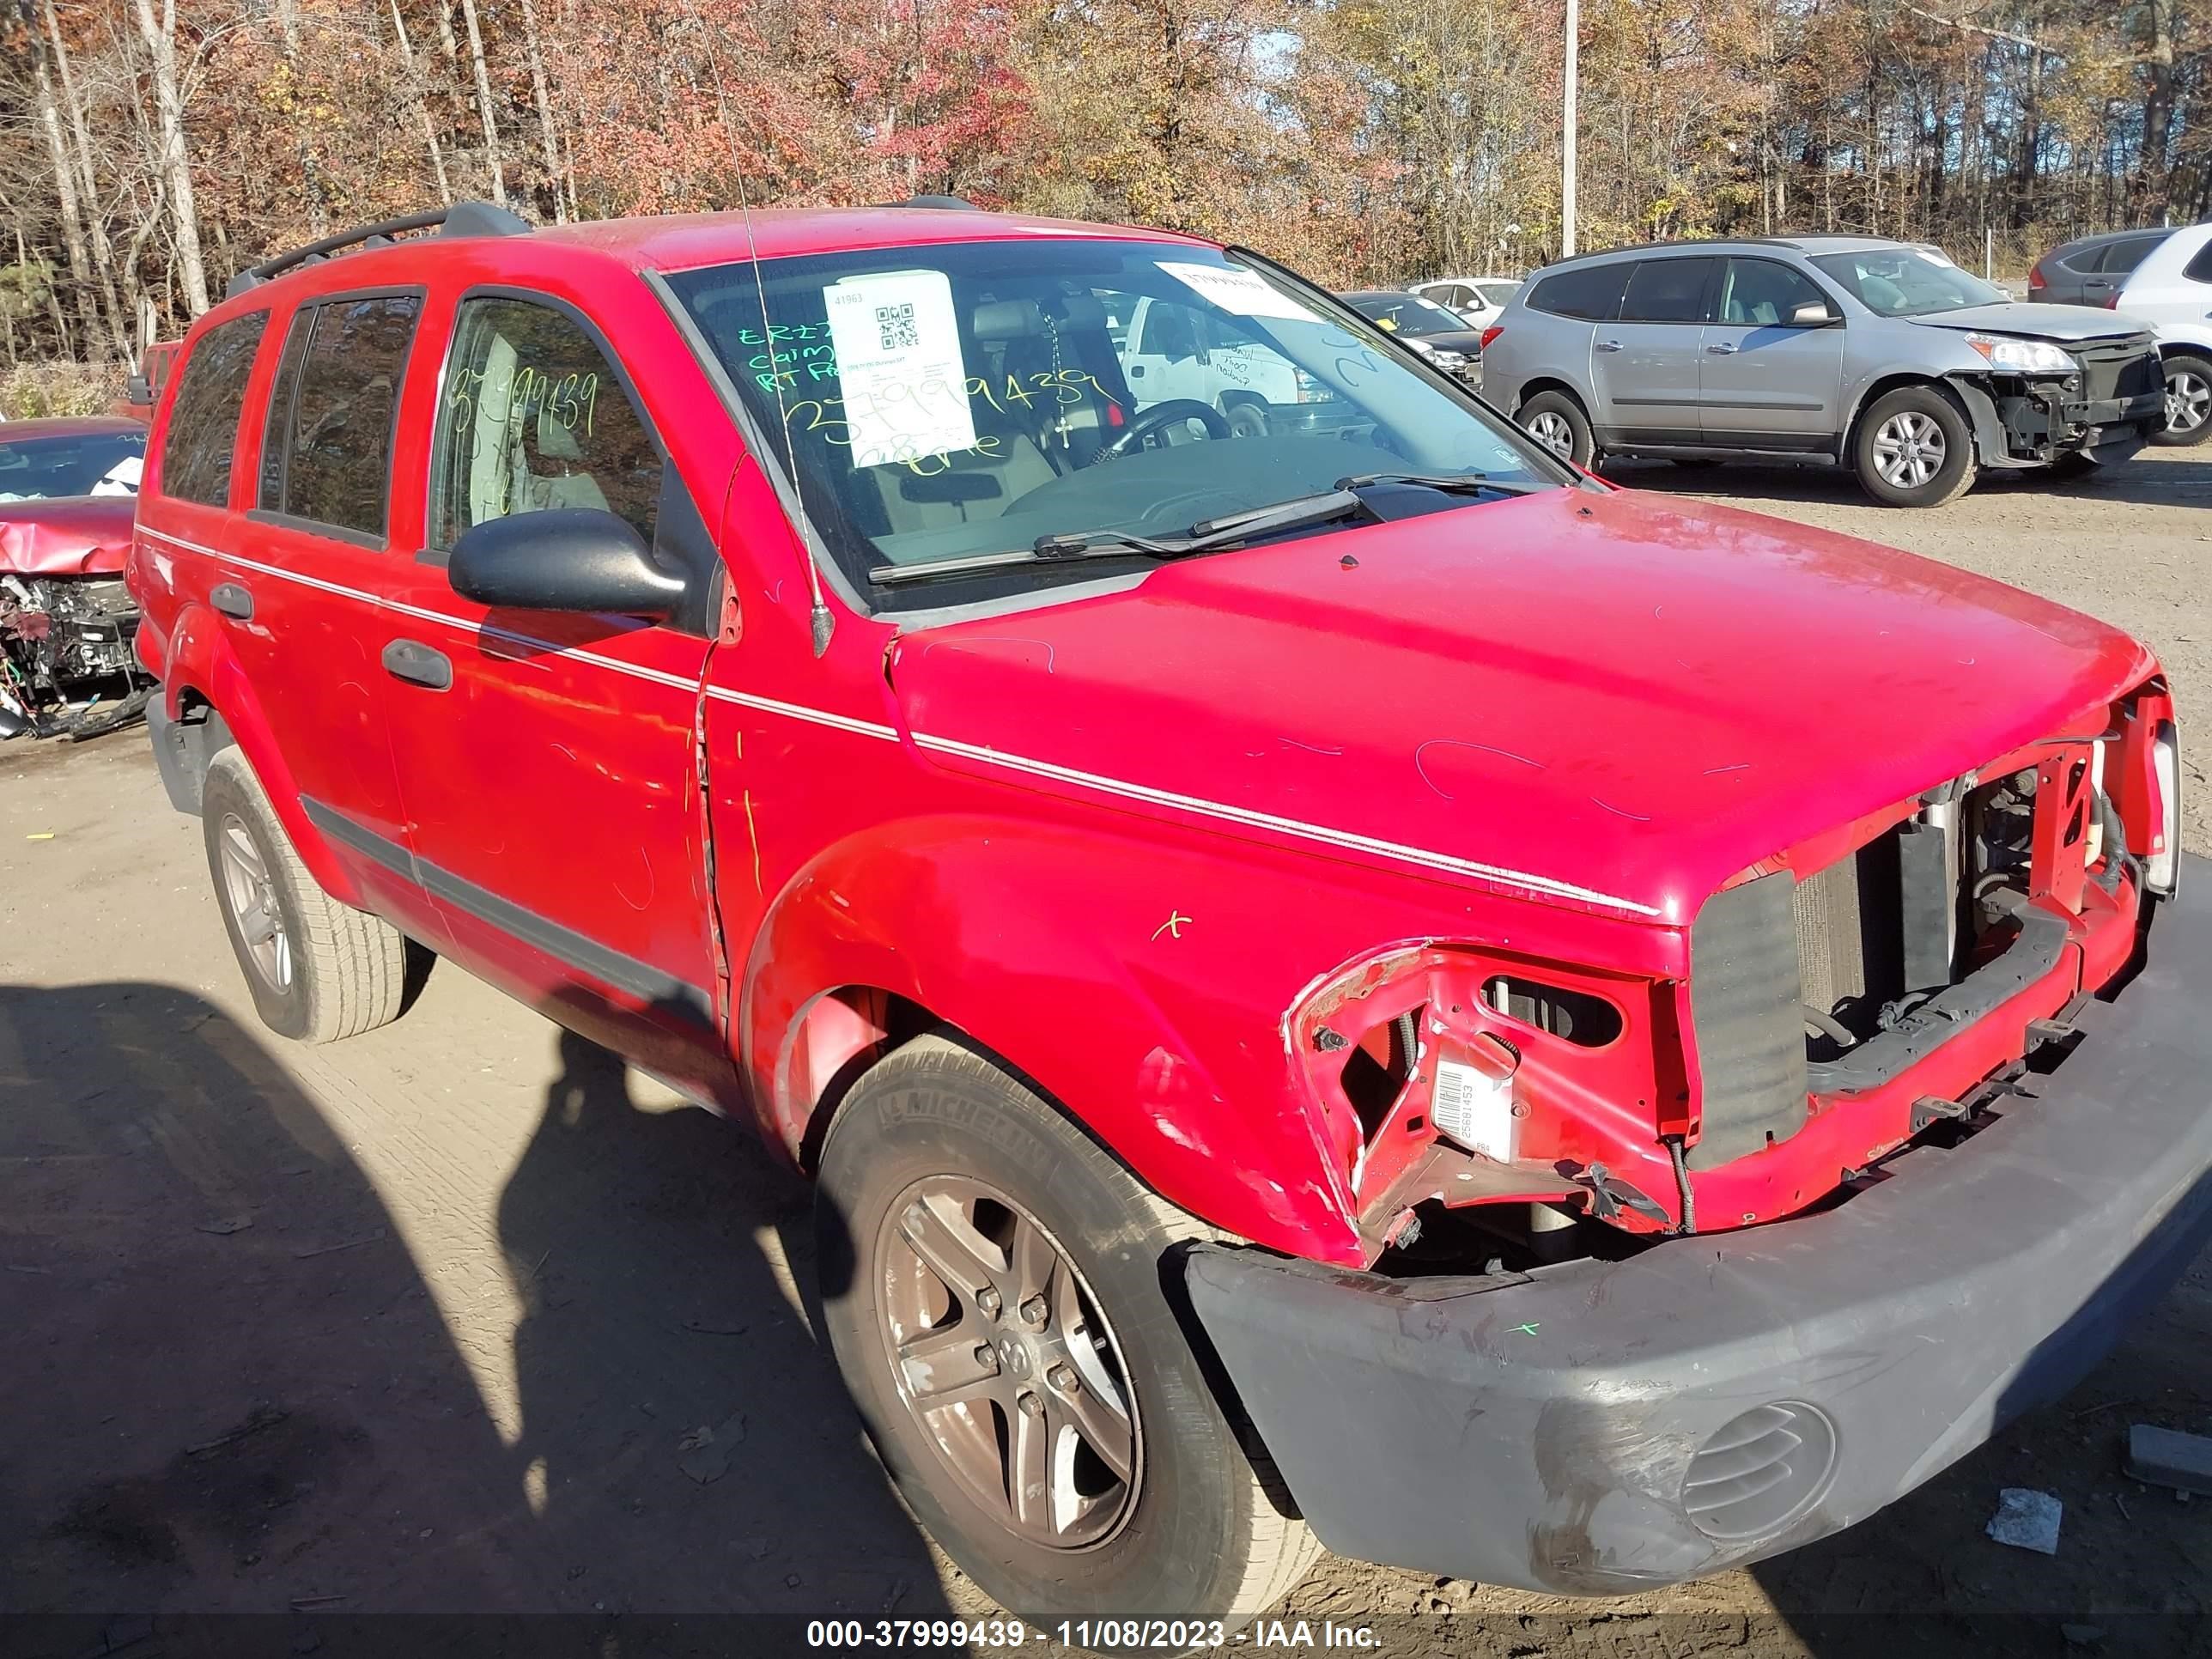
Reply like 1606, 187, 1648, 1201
1185, 860, 2212, 1595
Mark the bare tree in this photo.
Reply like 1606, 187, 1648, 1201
517, 0, 566, 220
26, 17, 108, 356
131, 0, 210, 315
456, 0, 507, 206
389, 0, 453, 204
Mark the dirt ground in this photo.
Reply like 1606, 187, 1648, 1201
4, 449, 2210, 1658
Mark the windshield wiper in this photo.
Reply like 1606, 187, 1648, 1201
1334, 470, 1552, 496
870, 487, 1373, 586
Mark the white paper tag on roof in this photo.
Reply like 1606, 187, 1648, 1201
823, 270, 976, 468
1159, 262, 1316, 323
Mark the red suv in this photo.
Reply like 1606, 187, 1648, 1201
130, 199, 2209, 1627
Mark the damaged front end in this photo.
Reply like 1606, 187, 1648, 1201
0, 500, 152, 741
1956, 329, 2166, 465
1193, 688, 2206, 1595
1, 573, 152, 740
1286, 684, 2180, 1272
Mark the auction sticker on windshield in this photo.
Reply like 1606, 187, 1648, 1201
1159, 262, 1315, 323
823, 270, 977, 466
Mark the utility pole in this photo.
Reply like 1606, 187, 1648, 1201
1562, 0, 1578, 257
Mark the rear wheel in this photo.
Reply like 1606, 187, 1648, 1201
201, 749, 411, 1042
816, 1036, 1317, 1630
1852, 386, 1976, 507
1517, 390, 1595, 467
2154, 353, 2212, 446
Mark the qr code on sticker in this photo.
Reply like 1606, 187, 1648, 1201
875, 302, 920, 350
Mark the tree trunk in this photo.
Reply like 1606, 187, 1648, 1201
133, 0, 211, 316
389, 0, 454, 203
29, 37, 108, 360
2140, 0, 2176, 222
518, 0, 566, 220
42, 0, 131, 357
457, 0, 508, 206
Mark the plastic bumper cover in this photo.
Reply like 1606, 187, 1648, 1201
1184, 858, 2212, 1595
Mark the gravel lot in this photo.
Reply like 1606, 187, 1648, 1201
3, 450, 2209, 1656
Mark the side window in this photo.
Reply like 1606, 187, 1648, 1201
158, 313, 269, 507
1718, 259, 1832, 326
2183, 238, 2212, 286
1619, 258, 1720, 323
1528, 263, 1629, 322
262, 295, 421, 538
1138, 301, 1202, 362
428, 295, 663, 550
2100, 234, 2165, 276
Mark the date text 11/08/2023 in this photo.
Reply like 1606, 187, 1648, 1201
804, 1620, 1383, 1650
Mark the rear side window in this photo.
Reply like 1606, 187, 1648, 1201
2100, 234, 2166, 275
261, 294, 421, 539
428, 295, 664, 550
159, 313, 268, 507
1528, 263, 1629, 322
2185, 239, 2212, 285
1620, 258, 1720, 323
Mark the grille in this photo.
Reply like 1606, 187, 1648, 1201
2078, 335, 2160, 404
1681, 1401, 1838, 1540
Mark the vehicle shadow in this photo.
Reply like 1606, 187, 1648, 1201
0, 981, 951, 1640
1602, 455, 2212, 513
495, 1021, 951, 1618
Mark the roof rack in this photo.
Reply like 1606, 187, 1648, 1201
902, 194, 981, 210
225, 200, 532, 300
1545, 234, 1801, 267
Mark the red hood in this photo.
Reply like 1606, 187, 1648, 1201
0, 496, 135, 577
886, 488, 2152, 923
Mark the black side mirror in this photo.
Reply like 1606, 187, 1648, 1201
447, 508, 687, 617
125, 372, 153, 406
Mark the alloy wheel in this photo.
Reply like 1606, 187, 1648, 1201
217, 812, 293, 992
1525, 410, 1573, 458
2168, 368, 2211, 435
874, 1175, 1140, 1549
1872, 410, 1947, 488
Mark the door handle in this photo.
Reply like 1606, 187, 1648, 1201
381, 638, 453, 690
1705, 342, 1740, 356
210, 582, 253, 620
1595, 339, 1624, 353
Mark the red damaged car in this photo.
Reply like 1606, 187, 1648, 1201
0, 413, 152, 738
129, 201, 2206, 1628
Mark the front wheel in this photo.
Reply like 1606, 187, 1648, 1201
1852, 386, 1976, 507
2154, 353, 2212, 446
816, 1036, 1317, 1629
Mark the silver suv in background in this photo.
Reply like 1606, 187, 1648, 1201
1480, 236, 2166, 507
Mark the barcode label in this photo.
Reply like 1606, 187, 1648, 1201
1431, 1058, 1515, 1162
876, 302, 920, 350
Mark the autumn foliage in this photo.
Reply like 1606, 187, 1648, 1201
3, 0, 2208, 367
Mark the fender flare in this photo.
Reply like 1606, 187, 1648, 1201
735, 813, 1364, 1264
161, 600, 364, 907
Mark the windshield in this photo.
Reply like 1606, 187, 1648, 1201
0, 428, 144, 501
1346, 293, 1464, 336
665, 240, 1564, 608
1809, 247, 2005, 318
